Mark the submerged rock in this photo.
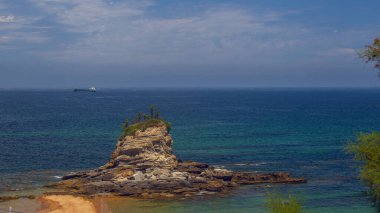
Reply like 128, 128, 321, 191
52, 122, 306, 198
0, 195, 35, 202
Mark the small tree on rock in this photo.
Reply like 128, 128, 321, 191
360, 37, 380, 75
150, 105, 160, 119
123, 119, 129, 128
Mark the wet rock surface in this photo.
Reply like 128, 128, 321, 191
50, 124, 306, 197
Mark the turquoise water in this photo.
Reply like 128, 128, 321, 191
0, 88, 379, 212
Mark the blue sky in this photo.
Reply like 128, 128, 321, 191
0, 0, 380, 88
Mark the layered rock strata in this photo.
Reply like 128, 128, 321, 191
51, 123, 306, 197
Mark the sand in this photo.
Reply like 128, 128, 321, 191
37, 195, 97, 213
0, 198, 41, 213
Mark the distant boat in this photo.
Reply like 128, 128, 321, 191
74, 87, 96, 92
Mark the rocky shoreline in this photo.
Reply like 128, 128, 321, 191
48, 122, 306, 198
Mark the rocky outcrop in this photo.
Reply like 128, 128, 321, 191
51, 123, 306, 197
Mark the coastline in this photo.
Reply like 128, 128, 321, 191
0, 194, 105, 213
1, 90, 379, 212
37, 195, 97, 213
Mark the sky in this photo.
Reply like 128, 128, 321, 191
0, 0, 380, 88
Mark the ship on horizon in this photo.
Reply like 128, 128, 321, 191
73, 86, 96, 92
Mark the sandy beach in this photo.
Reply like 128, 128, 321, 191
37, 195, 97, 213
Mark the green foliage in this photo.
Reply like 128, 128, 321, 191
164, 121, 172, 132
133, 112, 146, 123
143, 114, 151, 121
360, 37, 380, 74
122, 119, 168, 136
150, 105, 160, 119
123, 119, 129, 128
267, 193, 302, 213
347, 132, 380, 202
121, 106, 171, 137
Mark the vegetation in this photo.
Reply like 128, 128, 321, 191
347, 132, 380, 203
267, 193, 303, 213
360, 37, 380, 74
121, 105, 171, 137
347, 38, 380, 206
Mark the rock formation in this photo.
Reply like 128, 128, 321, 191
51, 121, 306, 198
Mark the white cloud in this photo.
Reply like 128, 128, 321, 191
0, 32, 49, 45
0, 14, 49, 46
32, 0, 309, 64
1, 0, 368, 67
34, 0, 152, 33
0, 35, 10, 42
0, 15, 14, 22
317, 48, 357, 57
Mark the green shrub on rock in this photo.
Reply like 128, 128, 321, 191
347, 132, 380, 203
267, 193, 302, 213
121, 106, 171, 137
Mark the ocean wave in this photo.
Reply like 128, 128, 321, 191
233, 162, 267, 166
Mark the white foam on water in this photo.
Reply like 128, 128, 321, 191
233, 162, 267, 166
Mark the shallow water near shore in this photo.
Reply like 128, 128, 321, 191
1, 88, 379, 212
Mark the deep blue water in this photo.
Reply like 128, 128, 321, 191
1, 88, 380, 212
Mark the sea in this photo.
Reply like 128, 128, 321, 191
1, 88, 380, 212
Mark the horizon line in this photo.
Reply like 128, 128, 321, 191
1, 86, 380, 91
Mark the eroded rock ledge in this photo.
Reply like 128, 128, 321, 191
50, 123, 306, 198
